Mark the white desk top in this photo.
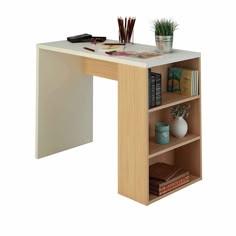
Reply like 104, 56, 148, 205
37, 40, 200, 68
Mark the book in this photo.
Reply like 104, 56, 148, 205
167, 67, 181, 92
148, 71, 162, 108
149, 168, 189, 187
148, 70, 156, 108
149, 162, 190, 196
167, 67, 198, 96
149, 175, 190, 196
155, 73, 162, 106
149, 162, 186, 181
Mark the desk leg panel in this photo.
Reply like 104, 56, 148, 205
118, 64, 149, 205
36, 49, 93, 158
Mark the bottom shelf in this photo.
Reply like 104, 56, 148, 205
149, 175, 201, 204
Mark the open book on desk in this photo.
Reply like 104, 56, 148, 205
97, 44, 161, 59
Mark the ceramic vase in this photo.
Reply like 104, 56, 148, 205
171, 116, 188, 138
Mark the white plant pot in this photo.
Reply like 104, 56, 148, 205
171, 117, 188, 138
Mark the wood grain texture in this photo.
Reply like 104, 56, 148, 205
36, 49, 93, 158
82, 57, 118, 81
118, 64, 149, 205
149, 151, 174, 166
149, 134, 200, 158
175, 140, 201, 177
149, 93, 200, 112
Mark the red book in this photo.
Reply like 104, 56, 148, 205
150, 175, 190, 196
149, 162, 190, 196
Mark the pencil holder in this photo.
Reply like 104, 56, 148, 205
155, 122, 169, 145
117, 17, 135, 44
118, 30, 134, 44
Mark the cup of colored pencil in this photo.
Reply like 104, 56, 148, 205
118, 16, 136, 44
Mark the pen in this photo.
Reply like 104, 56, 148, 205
83, 47, 95, 52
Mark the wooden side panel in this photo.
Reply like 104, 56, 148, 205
175, 140, 201, 177
36, 49, 93, 158
118, 64, 149, 205
82, 57, 118, 81
149, 150, 175, 166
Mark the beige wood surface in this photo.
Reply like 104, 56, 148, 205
36, 49, 93, 158
175, 138, 201, 177
118, 64, 149, 205
83, 57, 118, 81
149, 150, 174, 166
149, 134, 200, 158
149, 93, 200, 112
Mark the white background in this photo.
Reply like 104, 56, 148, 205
1, 0, 236, 235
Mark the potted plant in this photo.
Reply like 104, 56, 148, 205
152, 18, 178, 53
170, 104, 190, 138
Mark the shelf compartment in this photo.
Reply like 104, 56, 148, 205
149, 92, 200, 113
149, 133, 200, 158
149, 175, 201, 204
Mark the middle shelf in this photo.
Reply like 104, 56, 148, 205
149, 92, 200, 113
149, 133, 200, 158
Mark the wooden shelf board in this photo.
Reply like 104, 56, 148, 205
149, 133, 200, 158
149, 93, 200, 112
149, 175, 201, 204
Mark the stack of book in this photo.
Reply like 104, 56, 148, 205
149, 162, 189, 196
167, 67, 199, 96
148, 70, 162, 109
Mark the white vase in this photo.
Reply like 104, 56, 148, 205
171, 117, 188, 138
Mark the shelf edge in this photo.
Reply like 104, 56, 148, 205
149, 135, 200, 159
149, 95, 200, 113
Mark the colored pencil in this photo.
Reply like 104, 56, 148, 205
83, 47, 95, 52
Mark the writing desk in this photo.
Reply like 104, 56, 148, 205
36, 40, 201, 205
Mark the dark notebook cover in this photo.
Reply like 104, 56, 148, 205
149, 162, 188, 182
155, 73, 162, 106
148, 71, 162, 108
148, 70, 156, 108
149, 169, 189, 188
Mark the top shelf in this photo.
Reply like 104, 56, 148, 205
149, 92, 200, 113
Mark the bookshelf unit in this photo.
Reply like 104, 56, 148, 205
36, 40, 201, 205
148, 57, 201, 204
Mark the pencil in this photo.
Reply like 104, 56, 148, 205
83, 47, 95, 52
